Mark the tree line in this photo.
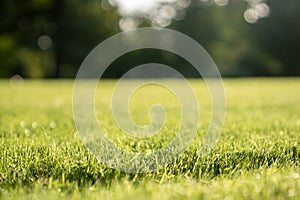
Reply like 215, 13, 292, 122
0, 0, 299, 78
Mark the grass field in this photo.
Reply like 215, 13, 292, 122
0, 78, 299, 199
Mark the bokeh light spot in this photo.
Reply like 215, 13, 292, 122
37, 35, 52, 51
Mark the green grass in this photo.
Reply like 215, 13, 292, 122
0, 78, 299, 199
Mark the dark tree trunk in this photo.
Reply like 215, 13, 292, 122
53, 0, 64, 78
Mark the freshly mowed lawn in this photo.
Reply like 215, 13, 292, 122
0, 78, 299, 199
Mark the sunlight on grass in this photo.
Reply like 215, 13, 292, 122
0, 78, 299, 199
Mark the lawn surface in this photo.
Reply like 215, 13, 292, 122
0, 78, 299, 199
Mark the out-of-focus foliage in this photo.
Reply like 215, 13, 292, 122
111, 0, 270, 31
0, 0, 299, 78
0, 0, 118, 78
172, 0, 300, 76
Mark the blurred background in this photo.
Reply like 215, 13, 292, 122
0, 0, 299, 78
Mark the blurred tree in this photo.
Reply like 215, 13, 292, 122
51, 0, 118, 77
0, 0, 299, 78
250, 0, 300, 75
173, 0, 300, 76
0, 0, 118, 78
